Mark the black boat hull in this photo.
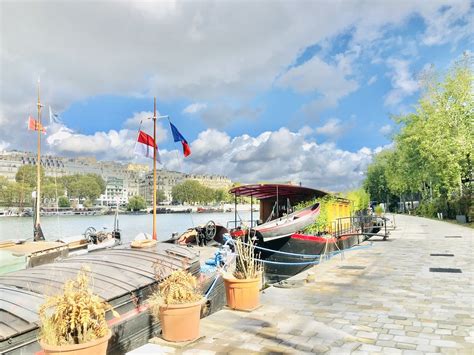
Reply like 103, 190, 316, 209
258, 233, 362, 283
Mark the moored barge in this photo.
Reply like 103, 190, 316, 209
0, 243, 225, 354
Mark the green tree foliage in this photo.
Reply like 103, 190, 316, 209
15, 165, 45, 187
156, 189, 166, 203
128, 195, 146, 211
58, 196, 70, 208
364, 55, 473, 217
345, 188, 370, 214
59, 174, 105, 202
172, 180, 230, 204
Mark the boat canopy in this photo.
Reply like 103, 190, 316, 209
229, 184, 328, 200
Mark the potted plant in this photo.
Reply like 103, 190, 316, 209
147, 269, 204, 342
38, 266, 119, 355
222, 237, 262, 311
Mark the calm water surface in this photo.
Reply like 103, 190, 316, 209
0, 212, 252, 243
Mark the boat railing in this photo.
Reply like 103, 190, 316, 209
226, 219, 259, 230
332, 215, 388, 238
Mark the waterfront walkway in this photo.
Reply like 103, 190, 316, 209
130, 214, 473, 354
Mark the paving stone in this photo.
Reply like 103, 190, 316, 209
356, 331, 378, 340
376, 340, 396, 347
380, 347, 403, 354
396, 342, 417, 350
430, 339, 459, 348
416, 344, 440, 352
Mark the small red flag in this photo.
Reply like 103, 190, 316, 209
28, 116, 46, 134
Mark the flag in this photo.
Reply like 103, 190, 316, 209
169, 122, 191, 157
49, 106, 62, 124
28, 116, 46, 134
134, 130, 161, 163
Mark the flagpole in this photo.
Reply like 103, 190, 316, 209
152, 97, 157, 241
35, 79, 42, 239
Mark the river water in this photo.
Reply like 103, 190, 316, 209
0, 212, 252, 243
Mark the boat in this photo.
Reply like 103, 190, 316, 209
0, 82, 120, 274
155, 207, 192, 214
197, 207, 224, 213
163, 220, 229, 246
0, 243, 226, 354
251, 202, 320, 241
228, 184, 379, 282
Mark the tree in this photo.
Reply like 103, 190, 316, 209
364, 54, 473, 217
58, 196, 70, 208
128, 196, 146, 211
62, 174, 105, 202
345, 188, 370, 214
156, 189, 166, 203
16, 165, 44, 187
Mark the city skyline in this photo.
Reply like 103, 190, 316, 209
0, 1, 472, 191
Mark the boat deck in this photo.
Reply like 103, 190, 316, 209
0, 241, 67, 254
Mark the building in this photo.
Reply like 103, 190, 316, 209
139, 169, 185, 205
1, 150, 232, 206
0, 150, 148, 206
139, 170, 232, 205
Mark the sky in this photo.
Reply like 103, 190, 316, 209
0, 0, 472, 191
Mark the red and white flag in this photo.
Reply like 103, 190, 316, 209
27, 116, 46, 134
134, 130, 161, 163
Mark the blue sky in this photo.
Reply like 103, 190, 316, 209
1, 1, 472, 190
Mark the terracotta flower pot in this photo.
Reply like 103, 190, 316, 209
223, 275, 260, 311
159, 299, 203, 342
40, 331, 111, 355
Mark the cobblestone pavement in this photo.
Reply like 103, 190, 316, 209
129, 214, 473, 354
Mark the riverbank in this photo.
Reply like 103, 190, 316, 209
129, 214, 473, 354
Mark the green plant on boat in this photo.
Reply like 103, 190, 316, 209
374, 204, 384, 215
38, 266, 119, 346
294, 195, 338, 235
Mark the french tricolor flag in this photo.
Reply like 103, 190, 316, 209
170, 122, 191, 157
134, 130, 161, 163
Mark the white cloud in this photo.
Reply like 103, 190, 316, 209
0, 140, 10, 152
384, 58, 419, 107
46, 111, 168, 160
160, 127, 380, 191
420, 2, 473, 46
199, 104, 263, 128
277, 56, 358, 116
315, 118, 346, 137
379, 124, 393, 135
1, 1, 468, 139
183, 103, 207, 114
367, 75, 377, 85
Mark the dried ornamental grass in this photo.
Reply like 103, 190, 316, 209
233, 237, 262, 280
38, 266, 119, 346
147, 269, 202, 318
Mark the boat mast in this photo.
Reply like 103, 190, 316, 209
152, 97, 157, 240
35, 79, 42, 239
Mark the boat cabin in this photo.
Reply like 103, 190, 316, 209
229, 183, 352, 235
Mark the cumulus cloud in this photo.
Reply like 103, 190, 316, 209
159, 127, 380, 191
384, 58, 419, 107
277, 56, 358, 116
199, 104, 264, 128
420, 2, 473, 46
46, 111, 168, 160
379, 124, 393, 135
1, 1, 470, 144
183, 103, 207, 114
315, 118, 346, 137
367, 75, 377, 85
